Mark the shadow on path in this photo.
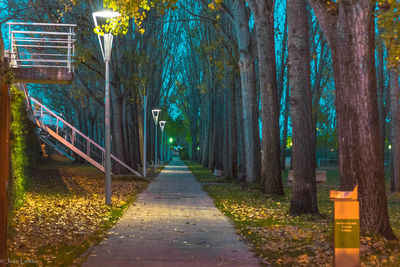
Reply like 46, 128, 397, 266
83, 158, 260, 266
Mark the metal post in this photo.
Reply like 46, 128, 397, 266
105, 57, 111, 206
143, 96, 147, 177
159, 121, 166, 165
67, 26, 71, 72
165, 135, 168, 162
155, 122, 158, 169
161, 130, 164, 165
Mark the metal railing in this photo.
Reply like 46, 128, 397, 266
7, 22, 76, 72
30, 97, 142, 177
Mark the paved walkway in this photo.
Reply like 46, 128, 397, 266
83, 158, 260, 266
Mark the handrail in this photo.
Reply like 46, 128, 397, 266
30, 97, 105, 153
7, 22, 76, 72
30, 97, 143, 177
6, 22, 77, 27
10, 30, 76, 36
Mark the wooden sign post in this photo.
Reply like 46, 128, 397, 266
330, 186, 360, 267
0, 82, 10, 267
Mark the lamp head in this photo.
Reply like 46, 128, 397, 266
92, 11, 121, 28
92, 10, 121, 61
159, 120, 166, 131
152, 109, 161, 124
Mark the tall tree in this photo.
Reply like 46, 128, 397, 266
233, 0, 261, 185
308, 0, 396, 239
245, 0, 283, 194
389, 70, 400, 192
287, 0, 319, 215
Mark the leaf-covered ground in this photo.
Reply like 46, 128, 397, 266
7, 155, 150, 266
186, 161, 400, 266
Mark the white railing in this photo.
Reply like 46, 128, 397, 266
7, 22, 76, 72
30, 97, 142, 177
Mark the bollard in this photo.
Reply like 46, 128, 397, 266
330, 186, 360, 267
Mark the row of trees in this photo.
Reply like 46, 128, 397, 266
1, 0, 399, 240
163, 0, 398, 240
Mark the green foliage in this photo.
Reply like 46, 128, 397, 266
9, 86, 40, 209
164, 115, 190, 144
377, 0, 400, 69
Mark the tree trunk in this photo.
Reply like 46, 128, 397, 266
389, 70, 400, 192
111, 87, 126, 173
246, 0, 283, 194
281, 77, 290, 171
236, 77, 246, 176
229, 83, 238, 180
223, 89, 230, 176
377, 36, 386, 155
288, 0, 319, 215
309, 0, 396, 239
234, 0, 261, 185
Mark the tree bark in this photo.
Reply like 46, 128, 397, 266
389, 70, 400, 192
377, 36, 386, 155
229, 83, 238, 180
288, 0, 319, 215
234, 0, 261, 185
110, 85, 126, 173
281, 76, 290, 171
246, 0, 283, 194
309, 0, 396, 239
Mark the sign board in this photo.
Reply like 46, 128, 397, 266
330, 186, 360, 267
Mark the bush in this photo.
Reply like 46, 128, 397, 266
9, 86, 40, 209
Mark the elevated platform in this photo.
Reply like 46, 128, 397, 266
11, 67, 73, 84
6, 22, 76, 84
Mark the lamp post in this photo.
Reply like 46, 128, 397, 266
152, 109, 161, 168
159, 121, 166, 165
142, 94, 147, 177
92, 10, 120, 206
169, 137, 173, 160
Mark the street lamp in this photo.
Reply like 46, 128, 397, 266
141, 89, 148, 178
152, 109, 161, 168
169, 137, 173, 160
159, 121, 166, 165
93, 10, 120, 206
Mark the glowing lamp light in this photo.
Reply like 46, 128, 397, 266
169, 137, 173, 143
389, 145, 392, 150
92, 11, 120, 19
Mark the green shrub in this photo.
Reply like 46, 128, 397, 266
9, 86, 40, 209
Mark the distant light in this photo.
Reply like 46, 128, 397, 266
330, 148, 334, 152
286, 140, 292, 148
197, 147, 200, 151
389, 145, 392, 150
169, 138, 173, 143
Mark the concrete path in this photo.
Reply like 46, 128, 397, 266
83, 158, 260, 267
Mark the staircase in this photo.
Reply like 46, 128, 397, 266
27, 95, 142, 177
7, 22, 142, 177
